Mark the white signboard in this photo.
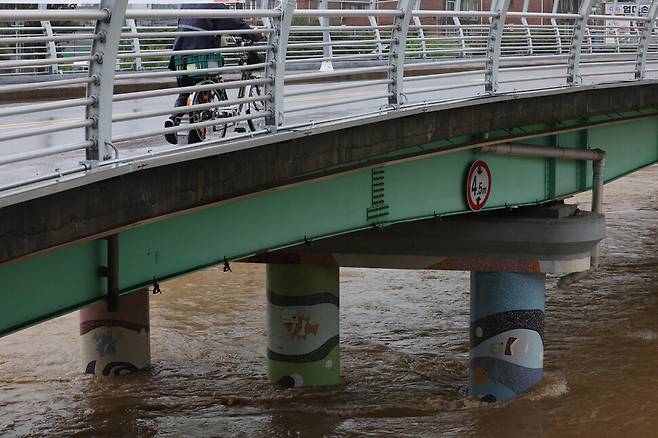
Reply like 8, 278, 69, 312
604, 2, 650, 15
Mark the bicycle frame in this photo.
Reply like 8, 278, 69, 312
184, 36, 266, 140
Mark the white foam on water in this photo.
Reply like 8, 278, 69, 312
626, 330, 658, 341
526, 375, 569, 401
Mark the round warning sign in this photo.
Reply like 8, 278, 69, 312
466, 160, 492, 212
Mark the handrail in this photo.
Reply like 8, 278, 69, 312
635, 0, 658, 79
388, 0, 414, 106
0, 10, 109, 20
84, 0, 128, 165
486, 0, 510, 93
567, 0, 596, 85
264, 0, 295, 130
125, 9, 282, 19
1, 2, 657, 194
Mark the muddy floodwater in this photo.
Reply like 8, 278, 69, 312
2, 165, 658, 437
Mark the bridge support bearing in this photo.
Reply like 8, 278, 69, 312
267, 264, 340, 387
469, 272, 544, 403
79, 289, 150, 377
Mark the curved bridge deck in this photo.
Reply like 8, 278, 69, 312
3, 4, 658, 336
2, 81, 658, 336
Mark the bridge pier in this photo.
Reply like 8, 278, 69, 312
246, 204, 603, 399
79, 289, 150, 377
267, 264, 340, 387
469, 272, 544, 403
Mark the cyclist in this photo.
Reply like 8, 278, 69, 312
164, 2, 263, 145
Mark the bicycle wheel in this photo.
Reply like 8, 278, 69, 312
190, 87, 229, 142
246, 84, 266, 132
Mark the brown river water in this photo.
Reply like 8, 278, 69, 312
2, 165, 658, 437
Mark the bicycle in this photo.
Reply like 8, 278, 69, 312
174, 36, 266, 143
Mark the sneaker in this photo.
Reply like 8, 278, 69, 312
164, 119, 177, 145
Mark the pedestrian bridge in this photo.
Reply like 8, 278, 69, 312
2, 1, 658, 402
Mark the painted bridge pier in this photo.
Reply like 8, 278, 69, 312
80, 288, 151, 377
71, 200, 599, 403
469, 272, 545, 402
267, 264, 341, 387
42, 139, 607, 405
251, 201, 604, 400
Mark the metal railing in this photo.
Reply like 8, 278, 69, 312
2, 3, 654, 74
1, 1, 658, 195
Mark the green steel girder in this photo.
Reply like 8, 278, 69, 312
1, 116, 658, 337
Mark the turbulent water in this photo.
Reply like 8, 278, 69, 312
2, 165, 658, 437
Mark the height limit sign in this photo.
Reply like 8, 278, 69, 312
466, 160, 492, 212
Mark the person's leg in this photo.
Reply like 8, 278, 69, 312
164, 77, 190, 144
187, 76, 203, 144
172, 91, 189, 123
187, 123, 202, 144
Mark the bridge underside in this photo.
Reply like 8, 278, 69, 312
2, 83, 658, 336
245, 205, 605, 274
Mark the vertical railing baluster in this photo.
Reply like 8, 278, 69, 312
369, 0, 385, 59
41, 20, 59, 74
38, 5, 59, 74
412, 0, 426, 59
260, 0, 273, 29
126, 18, 143, 71
613, 28, 621, 53
388, 0, 413, 107
567, 0, 595, 86
551, 0, 562, 54
84, 0, 128, 166
485, 0, 510, 94
631, 0, 643, 56
319, 0, 333, 71
610, 0, 620, 52
522, 0, 533, 55
635, 0, 658, 79
263, 0, 295, 131
452, 0, 467, 58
